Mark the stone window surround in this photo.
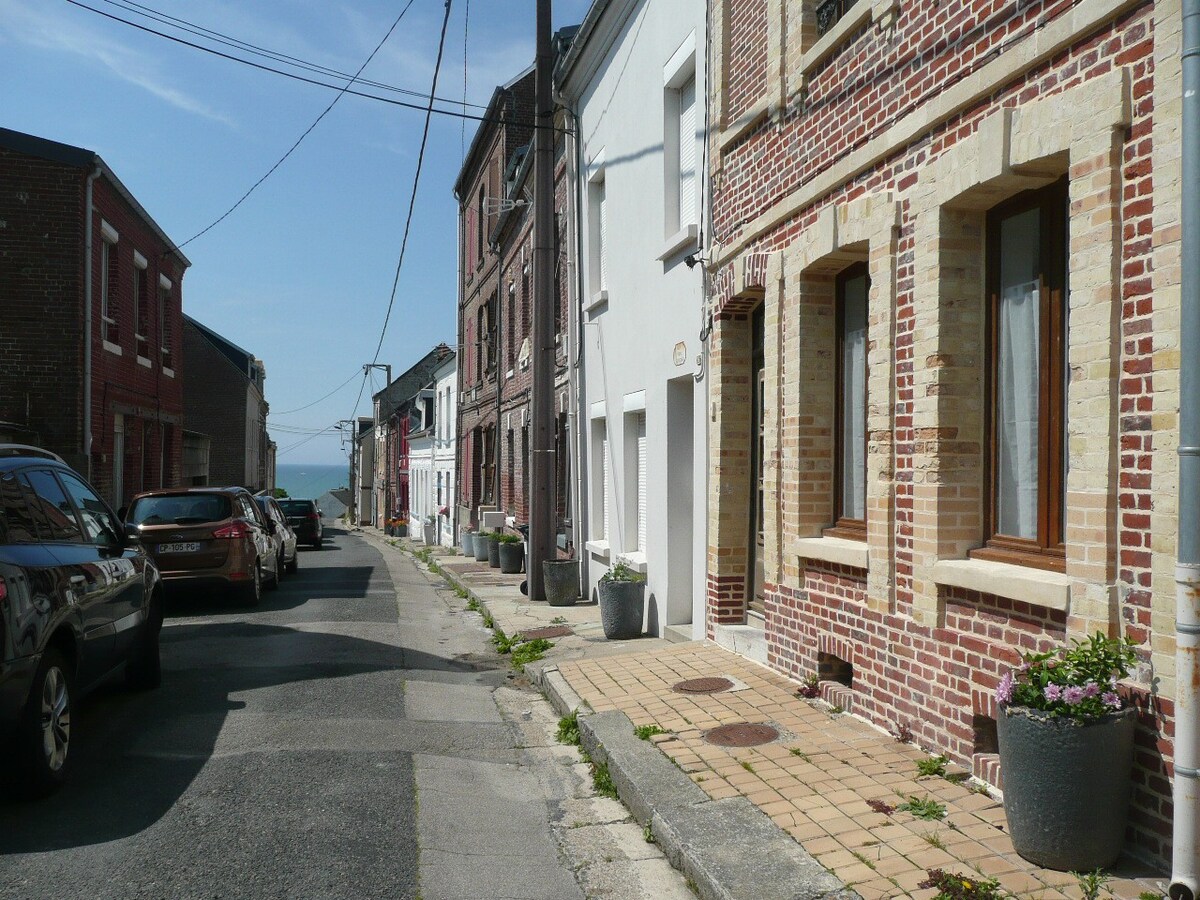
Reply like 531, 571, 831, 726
906, 68, 1131, 636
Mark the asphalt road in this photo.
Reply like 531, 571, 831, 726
0, 523, 588, 900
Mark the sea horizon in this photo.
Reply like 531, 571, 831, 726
275, 462, 349, 501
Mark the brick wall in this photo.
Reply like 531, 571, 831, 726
708, 0, 1175, 864
182, 320, 250, 489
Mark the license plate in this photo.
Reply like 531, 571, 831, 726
160, 542, 201, 553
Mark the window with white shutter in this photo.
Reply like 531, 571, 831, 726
636, 412, 647, 552
598, 180, 608, 291
677, 76, 696, 228
602, 431, 610, 541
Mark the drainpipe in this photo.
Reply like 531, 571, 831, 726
1173, 2, 1200, 898
83, 164, 102, 480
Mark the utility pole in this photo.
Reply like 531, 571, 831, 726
528, 0, 555, 601
365, 363, 392, 526
336, 419, 354, 523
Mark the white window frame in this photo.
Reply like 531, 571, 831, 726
586, 409, 611, 559
586, 155, 608, 309
100, 220, 120, 354
159, 274, 174, 376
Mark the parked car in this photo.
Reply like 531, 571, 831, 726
277, 499, 323, 548
0, 444, 163, 797
254, 494, 298, 578
125, 486, 280, 605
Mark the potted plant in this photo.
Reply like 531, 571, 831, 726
422, 515, 436, 546
597, 561, 645, 639
543, 558, 581, 606
461, 527, 475, 556
473, 530, 492, 562
496, 532, 524, 574
994, 631, 1139, 871
486, 530, 503, 568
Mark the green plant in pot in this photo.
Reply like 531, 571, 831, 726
497, 532, 525, 574
472, 530, 492, 562
597, 561, 645, 640
486, 530, 502, 568
994, 631, 1139, 871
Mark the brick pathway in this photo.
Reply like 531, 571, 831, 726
557, 642, 1164, 900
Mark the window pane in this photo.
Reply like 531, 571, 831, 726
841, 272, 868, 520
0, 473, 39, 542
24, 470, 83, 543
996, 207, 1041, 539
57, 471, 119, 546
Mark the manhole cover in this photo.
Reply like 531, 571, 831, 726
521, 625, 574, 640
673, 677, 735, 694
705, 723, 779, 747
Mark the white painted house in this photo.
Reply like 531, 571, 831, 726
557, 0, 708, 638
407, 353, 458, 547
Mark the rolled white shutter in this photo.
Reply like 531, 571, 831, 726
636, 412, 647, 552
678, 77, 696, 227
602, 432, 610, 541
598, 182, 608, 290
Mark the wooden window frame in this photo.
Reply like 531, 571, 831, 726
826, 261, 869, 542
972, 178, 1068, 573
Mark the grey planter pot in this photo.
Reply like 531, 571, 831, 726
473, 534, 491, 562
597, 579, 645, 639
487, 536, 501, 568
997, 705, 1137, 871
461, 532, 474, 556
423, 524, 436, 545
543, 560, 581, 606
498, 542, 524, 574
395, 524, 407, 538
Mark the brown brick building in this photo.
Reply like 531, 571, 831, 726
705, 0, 1177, 862
0, 127, 189, 506
454, 52, 574, 542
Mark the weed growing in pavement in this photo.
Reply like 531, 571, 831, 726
415, 547, 433, 565
591, 761, 618, 799
893, 721, 914, 743
550, 615, 567, 624
850, 851, 877, 871
866, 798, 896, 815
916, 754, 949, 777
556, 710, 581, 746
740, 760, 756, 774
481, 611, 495, 629
455, 585, 469, 599
491, 629, 520, 654
1138, 892, 1166, 900
511, 638, 554, 669
922, 832, 947, 851
642, 825, 655, 844
829, 705, 844, 715
789, 748, 811, 763
918, 869, 1003, 900
898, 796, 947, 820
634, 724, 667, 741
1073, 869, 1112, 900
465, 595, 480, 611
796, 674, 821, 699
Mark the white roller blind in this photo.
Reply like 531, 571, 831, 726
678, 77, 696, 227
602, 433, 610, 540
598, 181, 608, 290
636, 412, 647, 552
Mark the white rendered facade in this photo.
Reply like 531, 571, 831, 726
407, 355, 458, 547
558, 0, 708, 637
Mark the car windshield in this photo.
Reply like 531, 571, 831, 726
278, 500, 314, 515
127, 494, 232, 526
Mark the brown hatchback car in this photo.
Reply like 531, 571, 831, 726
124, 487, 281, 605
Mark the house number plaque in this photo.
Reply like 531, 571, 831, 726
673, 341, 687, 366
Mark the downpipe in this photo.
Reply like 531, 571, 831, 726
83, 164, 101, 480
1174, 1, 1200, 897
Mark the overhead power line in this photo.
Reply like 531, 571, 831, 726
98, 0, 490, 111
172, 0, 418, 250
61, 0, 561, 132
271, 370, 363, 416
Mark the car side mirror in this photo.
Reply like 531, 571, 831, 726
124, 522, 140, 541
118, 505, 128, 521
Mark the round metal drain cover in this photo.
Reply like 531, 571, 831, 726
673, 677, 735, 695
705, 723, 779, 747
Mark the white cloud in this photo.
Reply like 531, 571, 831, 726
0, 0, 234, 125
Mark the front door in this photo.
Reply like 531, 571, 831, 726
748, 304, 766, 618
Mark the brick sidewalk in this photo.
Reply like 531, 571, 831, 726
556, 642, 1165, 900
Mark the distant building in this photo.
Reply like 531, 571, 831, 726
182, 316, 273, 492
407, 352, 458, 546
0, 126, 190, 506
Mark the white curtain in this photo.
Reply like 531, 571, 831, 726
996, 280, 1040, 539
841, 275, 868, 520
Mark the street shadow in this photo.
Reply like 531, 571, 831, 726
0, 620, 488, 854
164, 565, 382, 614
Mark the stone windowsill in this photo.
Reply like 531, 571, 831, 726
585, 539, 610, 560
163, 366, 175, 379
718, 95, 772, 153
136, 355, 152, 368
616, 551, 647, 574
658, 224, 699, 261
102, 340, 122, 356
584, 289, 608, 313
800, 0, 879, 79
931, 557, 1071, 611
791, 535, 868, 569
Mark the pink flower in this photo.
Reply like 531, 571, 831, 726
996, 672, 1015, 705
1083, 682, 1100, 698
1102, 692, 1122, 709
1062, 685, 1086, 705
1043, 684, 1063, 702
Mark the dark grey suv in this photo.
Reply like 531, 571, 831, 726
0, 445, 163, 797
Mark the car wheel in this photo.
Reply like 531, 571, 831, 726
266, 552, 281, 591
239, 563, 262, 607
12, 647, 74, 797
286, 550, 298, 574
126, 593, 163, 690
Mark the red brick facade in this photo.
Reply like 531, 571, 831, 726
707, 0, 1176, 864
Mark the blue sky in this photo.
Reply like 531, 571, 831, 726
1, 0, 589, 464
